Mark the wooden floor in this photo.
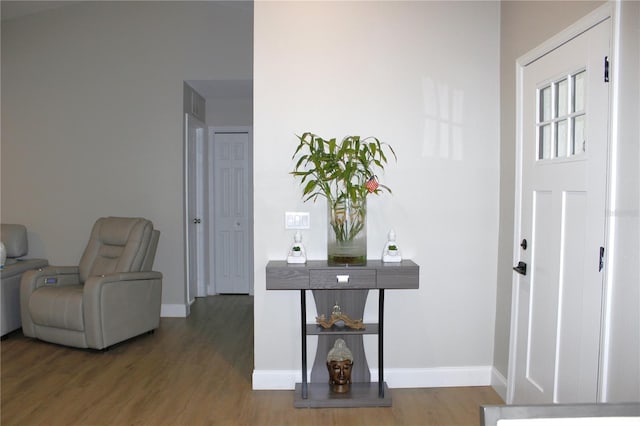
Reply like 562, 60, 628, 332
1, 296, 503, 425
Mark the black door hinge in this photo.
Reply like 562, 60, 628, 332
604, 56, 610, 83
599, 246, 605, 272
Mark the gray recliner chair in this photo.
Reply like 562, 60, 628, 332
20, 217, 162, 349
1, 224, 49, 336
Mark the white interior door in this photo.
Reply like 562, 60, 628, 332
510, 18, 610, 404
212, 127, 252, 294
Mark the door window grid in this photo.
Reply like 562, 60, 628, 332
537, 70, 586, 160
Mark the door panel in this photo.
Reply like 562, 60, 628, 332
527, 190, 557, 397
556, 190, 588, 401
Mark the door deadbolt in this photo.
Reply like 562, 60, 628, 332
520, 239, 528, 250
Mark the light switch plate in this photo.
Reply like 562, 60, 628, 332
285, 212, 310, 229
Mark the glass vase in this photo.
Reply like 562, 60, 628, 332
327, 198, 367, 266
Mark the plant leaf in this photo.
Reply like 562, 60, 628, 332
302, 179, 317, 196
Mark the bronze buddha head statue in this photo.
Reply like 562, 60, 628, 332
326, 338, 354, 393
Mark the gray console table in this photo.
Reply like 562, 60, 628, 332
265, 259, 419, 408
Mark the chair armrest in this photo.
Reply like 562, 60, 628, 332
89, 271, 163, 283
21, 266, 81, 291
41, 265, 81, 276
83, 271, 163, 349
20, 266, 81, 337
0, 258, 48, 279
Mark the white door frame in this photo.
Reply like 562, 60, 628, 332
183, 112, 192, 316
184, 113, 208, 315
507, 2, 616, 404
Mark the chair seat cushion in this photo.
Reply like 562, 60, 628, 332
29, 285, 84, 331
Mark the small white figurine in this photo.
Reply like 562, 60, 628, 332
287, 231, 307, 264
382, 229, 402, 263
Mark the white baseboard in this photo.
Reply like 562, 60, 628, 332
252, 370, 302, 390
161, 303, 188, 318
384, 366, 493, 388
252, 366, 494, 390
491, 366, 508, 401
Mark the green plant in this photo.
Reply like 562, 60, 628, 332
291, 132, 396, 244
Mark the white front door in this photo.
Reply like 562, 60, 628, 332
510, 17, 610, 404
212, 128, 252, 294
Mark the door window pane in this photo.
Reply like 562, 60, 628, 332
573, 71, 586, 112
539, 124, 552, 159
557, 119, 568, 157
556, 79, 568, 117
572, 115, 585, 155
540, 86, 552, 122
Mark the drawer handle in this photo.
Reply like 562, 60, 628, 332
336, 274, 350, 284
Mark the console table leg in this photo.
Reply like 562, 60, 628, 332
301, 290, 308, 399
378, 289, 385, 398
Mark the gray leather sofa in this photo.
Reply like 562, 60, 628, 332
21, 217, 162, 349
1, 224, 48, 337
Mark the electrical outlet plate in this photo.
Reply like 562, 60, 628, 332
285, 212, 310, 229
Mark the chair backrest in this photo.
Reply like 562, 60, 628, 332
79, 217, 154, 282
1, 224, 29, 258
141, 229, 160, 271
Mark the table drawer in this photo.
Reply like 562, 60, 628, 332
309, 269, 376, 289
266, 264, 309, 289
377, 262, 419, 289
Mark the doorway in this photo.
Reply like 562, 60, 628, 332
186, 123, 254, 298
508, 12, 611, 404
184, 81, 254, 307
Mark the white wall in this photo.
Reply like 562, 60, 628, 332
1, 1, 253, 313
206, 97, 252, 127
253, 1, 500, 389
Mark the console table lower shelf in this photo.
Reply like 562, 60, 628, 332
294, 382, 391, 408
